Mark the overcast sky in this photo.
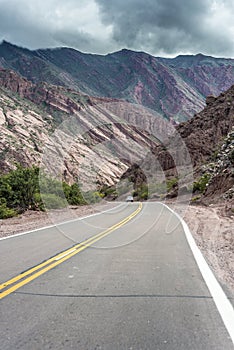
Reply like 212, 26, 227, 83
0, 0, 233, 57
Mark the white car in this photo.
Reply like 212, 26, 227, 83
126, 195, 133, 202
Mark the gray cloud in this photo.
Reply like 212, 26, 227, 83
0, 0, 115, 52
95, 0, 234, 57
0, 0, 233, 57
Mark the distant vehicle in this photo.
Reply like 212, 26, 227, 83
126, 195, 133, 202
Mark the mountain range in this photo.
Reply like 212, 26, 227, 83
1, 40, 234, 122
0, 67, 233, 204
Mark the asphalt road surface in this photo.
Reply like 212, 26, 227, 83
0, 202, 233, 349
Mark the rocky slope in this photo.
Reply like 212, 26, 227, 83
1, 41, 234, 122
201, 127, 234, 205
0, 68, 166, 190
177, 86, 234, 203
118, 85, 234, 204
0, 67, 233, 203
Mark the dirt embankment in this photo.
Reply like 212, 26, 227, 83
183, 204, 234, 296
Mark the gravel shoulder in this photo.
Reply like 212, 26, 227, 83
0, 201, 233, 297
183, 203, 234, 298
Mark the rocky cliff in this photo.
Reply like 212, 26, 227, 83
1, 41, 234, 122
178, 86, 234, 204
118, 85, 234, 203
0, 69, 164, 190
177, 88, 234, 167
0, 67, 233, 203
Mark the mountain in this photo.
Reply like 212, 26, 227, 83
0, 67, 233, 204
0, 69, 234, 202
176, 85, 234, 203
0, 68, 164, 190
118, 85, 234, 203
1, 41, 234, 122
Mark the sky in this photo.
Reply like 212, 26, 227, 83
0, 0, 234, 58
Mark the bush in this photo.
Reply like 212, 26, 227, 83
0, 165, 86, 217
0, 199, 17, 219
166, 178, 178, 192
191, 195, 201, 202
40, 193, 67, 209
83, 191, 104, 204
133, 184, 148, 200
0, 164, 40, 211
193, 173, 211, 193
63, 182, 86, 205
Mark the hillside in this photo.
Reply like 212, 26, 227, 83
0, 68, 165, 190
1, 41, 234, 122
118, 85, 234, 204
0, 66, 233, 205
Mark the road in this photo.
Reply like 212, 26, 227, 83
0, 202, 233, 349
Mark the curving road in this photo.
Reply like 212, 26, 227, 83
0, 202, 233, 349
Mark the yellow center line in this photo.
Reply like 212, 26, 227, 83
0, 203, 142, 300
0, 203, 141, 291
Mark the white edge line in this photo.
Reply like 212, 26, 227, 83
163, 203, 234, 345
0, 203, 124, 241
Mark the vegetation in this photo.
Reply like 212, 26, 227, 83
82, 190, 104, 204
100, 186, 118, 199
166, 177, 178, 192
0, 165, 89, 219
191, 195, 201, 202
133, 184, 148, 200
192, 173, 211, 194
0, 198, 17, 219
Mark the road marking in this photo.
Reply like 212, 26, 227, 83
0, 202, 124, 241
55, 249, 76, 260
164, 203, 234, 346
0, 203, 142, 300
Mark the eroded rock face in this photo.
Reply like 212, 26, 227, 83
201, 127, 234, 202
0, 68, 84, 116
176, 86, 234, 202
177, 85, 234, 167
119, 85, 234, 202
0, 68, 32, 97
205, 95, 216, 106
0, 69, 162, 190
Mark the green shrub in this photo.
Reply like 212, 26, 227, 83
0, 165, 86, 217
166, 178, 178, 192
0, 164, 40, 210
140, 191, 148, 200
133, 184, 148, 200
63, 182, 86, 205
83, 191, 104, 204
99, 186, 118, 199
191, 195, 201, 202
193, 173, 211, 193
0, 199, 17, 219
40, 193, 67, 209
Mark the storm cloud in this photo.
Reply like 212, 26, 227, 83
96, 0, 234, 56
0, 0, 233, 57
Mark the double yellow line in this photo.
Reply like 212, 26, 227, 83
0, 203, 142, 300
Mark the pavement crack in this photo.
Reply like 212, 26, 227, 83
14, 291, 219, 299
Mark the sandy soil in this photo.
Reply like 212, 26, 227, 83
0, 201, 233, 296
183, 203, 234, 296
